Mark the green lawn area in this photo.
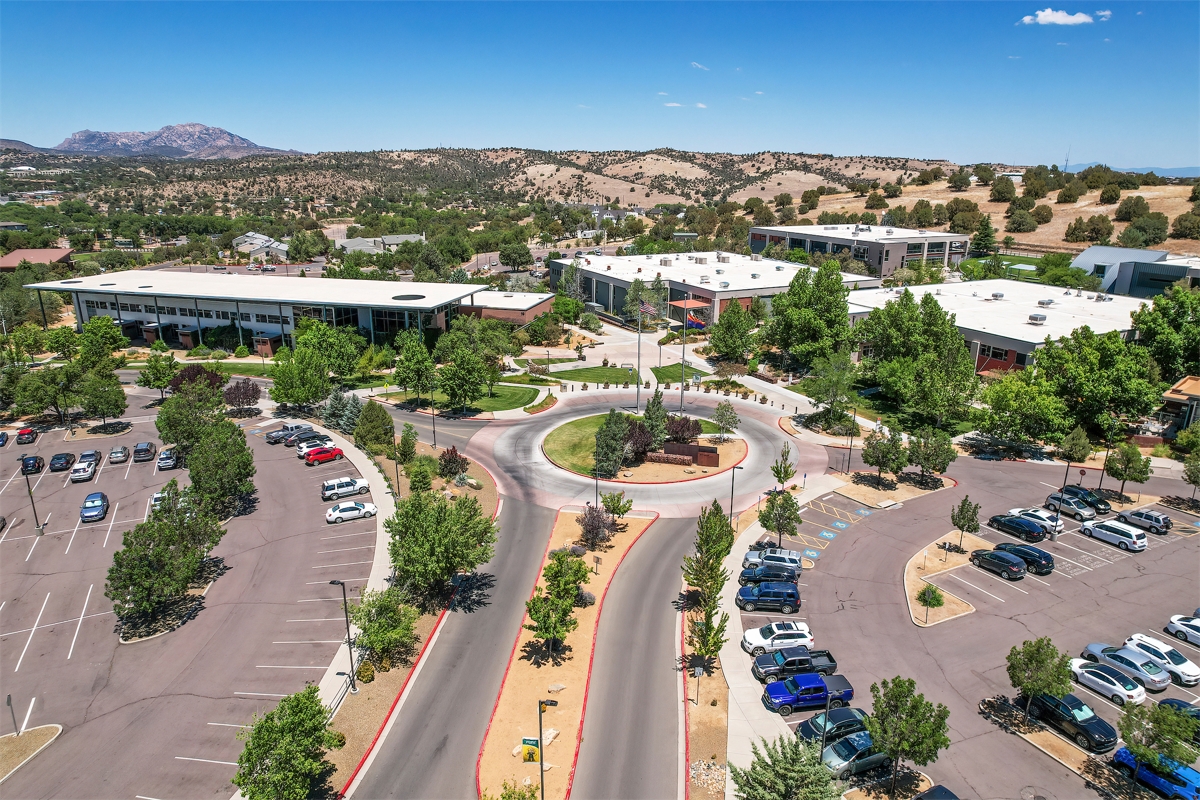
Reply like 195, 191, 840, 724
514, 357, 577, 367
552, 366, 640, 384
499, 374, 559, 386
788, 380, 973, 436
208, 361, 275, 378
543, 413, 719, 474
650, 364, 708, 384
380, 383, 538, 413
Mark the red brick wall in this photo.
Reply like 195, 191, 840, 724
975, 348, 1019, 373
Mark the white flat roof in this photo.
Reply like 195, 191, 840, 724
554, 252, 875, 293
461, 290, 553, 311
754, 224, 967, 243
26, 270, 477, 310
847, 279, 1147, 347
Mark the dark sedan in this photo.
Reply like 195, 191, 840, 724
1159, 699, 1200, 745
49, 452, 77, 472
970, 549, 1026, 580
987, 514, 1046, 543
20, 455, 45, 475
0, 431, 8, 447
994, 542, 1055, 575
738, 563, 799, 586
1024, 693, 1118, 752
796, 707, 869, 747
1061, 485, 1112, 515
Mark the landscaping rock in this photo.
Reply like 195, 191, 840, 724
623, 471, 633, 477
683, 467, 696, 474
548, 683, 567, 694
544, 728, 560, 746
466, 477, 482, 489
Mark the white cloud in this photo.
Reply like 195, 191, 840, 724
755, 90, 764, 95
1096, 9, 1112, 20
1008, 55, 1022, 59
577, 104, 590, 109
1019, 7, 1093, 25
690, 61, 709, 70
1104, 37, 1111, 41
695, 103, 707, 108
664, 102, 682, 107
658, 91, 668, 95
1057, 41, 1069, 45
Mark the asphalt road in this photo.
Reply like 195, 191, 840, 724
350, 499, 556, 799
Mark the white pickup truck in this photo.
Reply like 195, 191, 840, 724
321, 476, 370, 501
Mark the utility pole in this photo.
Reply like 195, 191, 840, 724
538, 699, 558, 800
329, 580, 358, 694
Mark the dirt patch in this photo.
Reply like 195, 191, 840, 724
903, 531, 993, 626
477, 511, 656, 799
836, 471, 950, 507
1097, 489, 1162, 513
841, 768, 931, 800
0, 725, 62, 782
325, 611, 441, 789
373, 441, 499, 520
685, 650, 729, 800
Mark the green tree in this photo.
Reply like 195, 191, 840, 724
865, 676, 951, 794
396, 422, 418, 464
990, 176, 1017, 203
152, 479, 225, 557
1115, 195, 1151, 222
711, 400, 740, 443
771, 442, 797, 489
542, 548, 591, 604
439, 347, 485, 412
1171, 212, 1200, 239
1057, 425, 1094, 489
295, 320, 365, 382
1184, 452, 1200, 500
765, 259, 852, 368
758, 490, 802, 549
498, 242, 533, 271
642, 389, 668, 450
728, 735, 838, 800
386, 491, 497, 595
709, 300, 755, 362
916, 583, 944, 624
600, 490, 633, 520
861, 428, 908, 487
324, 388, 349, 430
232, 686, 344, 800
354, 399, 395, 450
558, 259, 586, 301
971, 214, 997, 254
1099, 183, 1122, 205
593, 407, 630, 478
44, 326, 78, 361
975, 371, 1071, 444
806, 348, 856, 426
973, 164, 996, 185
1006, 209, 1038, 233
340, 394, 362, 433
1118, 698, 1200, 779
187, 419, 257, 516
682, 502, 733, 608
78, 315, 129, 371
155, 379, 223, 461
269, 347, 330, 408
688, 599, 729, 666
13, 362, 81, 422
1006, 637, 1072, 721
523, 588, 576, 655
906, 428, 957, 483
79, 368, 127, 424
948, 168, 971, 191
407, 466, 432, 494
1105, 441, 1152, 500
950, 494, 981, 551
1130, 284, 1200, 382
105, 517, 202, 619
348, 586, 419, 667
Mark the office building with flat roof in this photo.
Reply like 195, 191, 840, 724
549, 252, 878, 327
749, 224, 969, 277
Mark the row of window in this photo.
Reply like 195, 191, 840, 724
84, 300, 289, 326
979, 344, 1010, 361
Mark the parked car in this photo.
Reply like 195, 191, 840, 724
1060, 485, 1112, 515
969, 549, 1026, 580
306, 447, 345, 466
0, 431, 8, 447
1116, 508, 1173, 534
742, 547, 804, 571
49, 453, 77, 472
80, 492, 109, 522
1168, 615, 1200, 647
574, 250, 584, 257
1024, 692, 1118, 752
79, 449, 100, 463
1112, 746, 1200, 799
151, 490, 166, 511
133, 442, 157, 461
1081, 643, 1171, 691
70, 460, 96, 482
326, 501, 377, 523
1070, 657, 1146, 705
266, 422, 312, 444
21, 455, 44, 474
1158, 699, 1200, 746
752, 646, 837, 683
261, 264, 277, 272
109, 445, 130, 463
738, 563, 799, 586
821, 731, 891, 780
1044, 493, 1096, 521
735, 582, 801, 614
987, 514, 1046, 543
296, 438, 335, 458
16, 428, 37, 444
994, 542, 1055, 575
1080, 519, 1147, 551
0, 516, 6, 532
741, 620, 814, 656
1125, 633, 1200, 686
762, 673, 854, 717
286, 429, 327, 448
796, 707, 869, 747
157, 449, 178, 469
1006, 507, 1063, 534
321, 476, 370, 501
913, 788, 962, 800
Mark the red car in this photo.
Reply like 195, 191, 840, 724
304, 447, 344, 466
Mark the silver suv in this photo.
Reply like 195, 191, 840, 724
1045, 493, 1096, 521
1115, 508, 1172, 534
742, 548, 804, 571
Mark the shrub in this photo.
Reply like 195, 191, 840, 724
408, 466, 432, 493
438, 446, 470, 478
1099, 183, 1122, 205
150, 339, 169, 352
211, 349, 229, 360
1174, 422, 1200, 453
234, 345, 250, 358
187, 345, 212, 358
356, 661, 375, 683
1006, 210, 1038, 233
666, 414, 702, 443
579, 313, 602, 333
1032, 205, 1054, 225
646, 452, 693, 465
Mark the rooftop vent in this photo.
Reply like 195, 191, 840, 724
717, 254, 730, 263
1038, 299, 1054, 307
606, 265, 611, 271
776, 265, 785, 271
1029, 313, 1047, 325
715, 268, 724, 274
824, 226, 838, 230
886, 228, 894, 234
660, 257, 672, 267
699, 275, 710, 283
695, 256, 707, 265
991, 292, 1005, 300
645, 255, 652, 259
750, 273, 760, 279
636, 267, 642, 273
719, 281, 730, 288
1095, 293, 1106, 302
751, 254, 763, 262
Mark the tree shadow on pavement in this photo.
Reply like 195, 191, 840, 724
450, 572, 495, 613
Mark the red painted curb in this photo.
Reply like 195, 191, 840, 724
680, 591, 691, 800
524, 396, 559, 415
337, 588, 456, 799
541, 435, 750, 486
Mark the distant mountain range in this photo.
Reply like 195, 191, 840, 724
1068, 161, 1199, 178
0, 123, 299, 160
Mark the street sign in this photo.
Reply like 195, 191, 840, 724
1080, 469, 1086, 478
593, 555, 602, 574
693, 666, 704, 678
521, 737, 540, 763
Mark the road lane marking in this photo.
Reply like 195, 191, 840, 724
233, 691, 287, 697
67, 584, 93, 660
14, 592, 50, 672
206, 722, 249, 728
19, 696, 35, 733
175, 757, 237, 766
255, 665, 326, 670
102, 502, 120, 547
947, 574, 1004, 602
64, 517, 82, 554
311, 560, 373, 569
316, 546, 375, 554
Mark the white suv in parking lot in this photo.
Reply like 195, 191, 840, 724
742, 548, 804, 571
1080, 519, 1147, 551
740, 620, 814, 656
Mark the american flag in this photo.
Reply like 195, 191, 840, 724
639, 300, 658, 316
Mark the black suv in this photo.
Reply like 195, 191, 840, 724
738, 563, 799, 586
994, 543, 1055, 575
49, 453, 77, 471
21, 455, 45, 475
133, 442, 157, 462
988, 514, 1046, 543
970, 549, 1026, 580
1061, 485, 1112, 515
286, 430, 326, 447
1024, 693, 1118, 752
796, 707, 869, 747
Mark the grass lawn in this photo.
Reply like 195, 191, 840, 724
498, 374, 559, 386
788, 380, 973, 436
514, 357, 577, 367
380, 383, 538, 413
552, 366, 640, 384
543, 413, 720, 474
208, 361, 275, 378
650, 364, 708, 383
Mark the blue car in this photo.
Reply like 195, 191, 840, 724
80, 492, 109, 523
1112, 747, 1200, 800
0, 430, 8, 447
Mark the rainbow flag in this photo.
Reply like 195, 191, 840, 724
686, 313, 706, 330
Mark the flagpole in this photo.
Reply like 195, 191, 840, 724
636, 305, 642, 414
680, 294, 688, 412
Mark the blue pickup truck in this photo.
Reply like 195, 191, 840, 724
762, 672, 854, 717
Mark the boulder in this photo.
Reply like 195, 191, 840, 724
548, 683, 567, 694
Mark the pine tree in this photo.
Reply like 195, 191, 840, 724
972, 214, 997, 254
324, 388, 348, 430
593, 408, 630, 478
341, 394, 362, 433
642, 389, 668, 450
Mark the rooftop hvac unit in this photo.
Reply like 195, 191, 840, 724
686, 255, 694, 261
750, 273, 760, 279
824, 226, 838, 230
1095, 293, 1106, 302
695, 256, 707, 265
751, 254, 763, 261
719, 281, 730, 288
1037, 299, 1054, 307
886, 228, 894, 234
991, 292, 1005, 300
715, 268, 724, 274
699, 275, 710, 283
717, 254, 730, 263
1029, 314, 1047, 325
776, 265, 785, 271
660, 257, 672, 266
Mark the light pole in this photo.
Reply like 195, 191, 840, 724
679, 295, 689, 412
329, 580, 358, 694
846, 406, 858, 474
23, 466, 45, 535
729, 465, 744, 524
538, 699, 558, 800
818, 690, 833, 757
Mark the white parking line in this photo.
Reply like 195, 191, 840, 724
124, 459, 133, 480
143, 496, 152, 522
19, 696, 35, 734
311, 560, 373, 569
1072, 681, 1126, 713
1043, 550, 1093, 571
1, 610, 113, 638
319, 531, 374, 540
32, 471, 46, 492
233, 691, 287, 697
304, 577, 367, 585
316, 546, 375, 554
256, 665, 326, 670
1159, 631, 1200, 657
102, 502, 120, 548
64, 517, 82, 554
206, 722, 249, 728
25, 532, 40, 561
1051, 538, 1113, 563
296, 598, 343, 603
67, 584, 93, 660
948, 573, 1005, 602
0, 470, 20, 496
135, 795, 166, 800
1026, 574, 1052, 587
96, 454, 109, 479
14, 592, 50, 672
286, 618, 344, 623
273, 640, 342, 644
61, 471, 72, 489
175, 756, 237, 766
1039, 482, 1059, 489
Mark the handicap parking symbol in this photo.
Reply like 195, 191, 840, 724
803, 549, 821, 559
855, 508, 872, 516
1192, 521, 1200, 528
832, 520, 849, 529
819, 530, 838, 540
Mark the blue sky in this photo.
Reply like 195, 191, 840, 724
2, 2, 1196, 167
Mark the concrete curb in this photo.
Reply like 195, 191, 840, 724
0, 725, 63, 784
904, 533, 978, 628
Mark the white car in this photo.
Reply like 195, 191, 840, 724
325, 501, 377, 524
1168, 616, 1200, 646
740, 620, 813, 657
1070, 657, 1146, 705
1007, 507, 1063, 534
1079, 519, 1147, 551
1125, 633, 1200, 686
69, 460, 96, 482
296, 438, 334, 458
151, 490, 166, 510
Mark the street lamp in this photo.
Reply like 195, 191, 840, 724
729, 465, 744, 524
846, 406, 858, 474
329, 580, 358, 694
23, 465, 45, 535
538, 699, 558, 800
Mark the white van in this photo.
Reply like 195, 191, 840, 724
1080, 519, 1147, 551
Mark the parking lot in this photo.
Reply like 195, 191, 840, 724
0, 413, 380, 799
